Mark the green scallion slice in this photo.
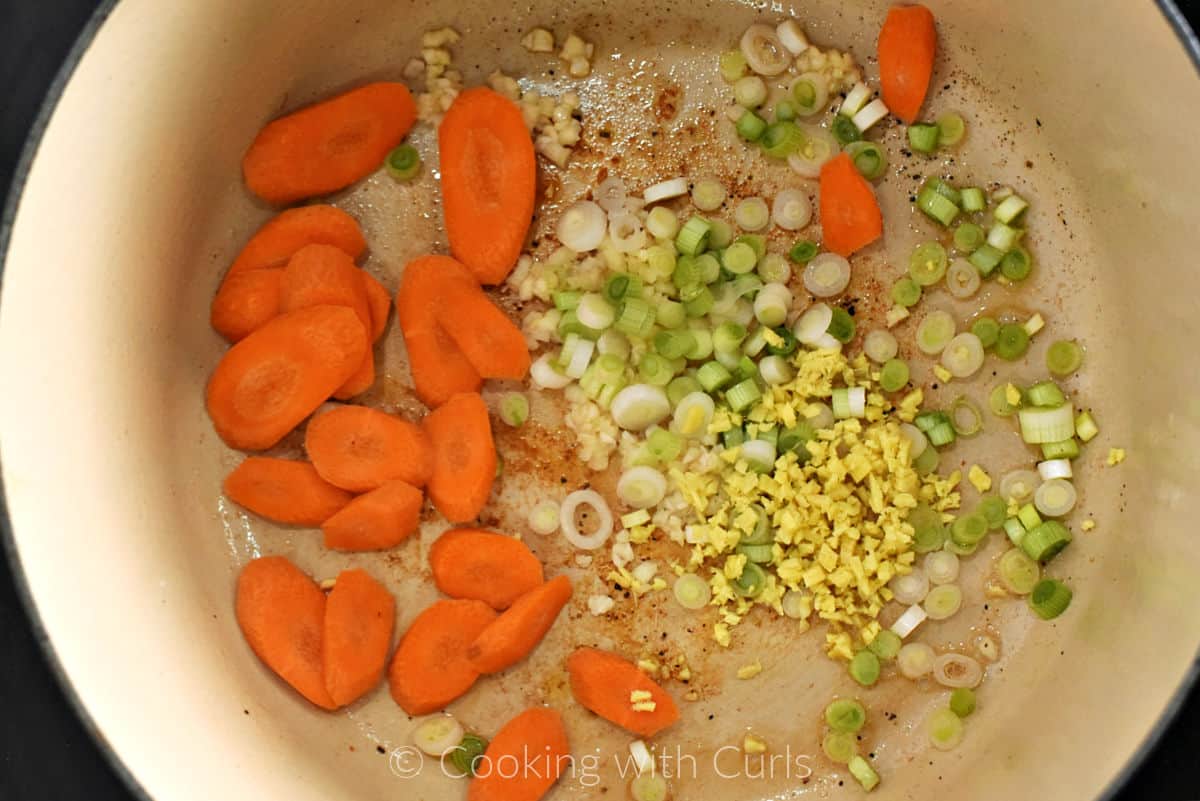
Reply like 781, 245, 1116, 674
994, 194, 1029, 224
960, 187, 986, 212
1029, 578, 1072, 619
822, 730, 858, 764
766, 326, 799, 356
953, 222, 985, 253
760, 121, 806, 159
637, 353, 674, 386
722, 242, 758, 275
969, 243, 1005, 276
909, 506, 947, 553
868, 630, 902, 661
675, 216, 712, 257
647, 427, 683, 462
737, 543, 774, 563
385, 144, 422, 181
698, 361, 733, 392
994, 324, 1030, 361
719, 50, 747, 82
935, 111, 966, 146
950, 512, 989, 547
1027, 380, 1066, 408
907, 123, 940, 153
928, 708, 964, 751
949, 688, 976, 718
879, 358, 910, 392
849, 650, 881, 686
775, 100, 798, 121
825, 698, 867, 733
971, 316, 1000, 349
949, 396, 983, 437
683, 286, 715, 317
1041, 438, 1080, 460
998, 548, 1041, 594
604, 273, 642, 303
827, 307, 856, 343
979, 495, 1007, 529
554, 290, 583, 311
916, 184, 960, 227
726, 378, 762, 413
848, 756, 880, 792
1000, 246, 1033, 281
499, 393, 529, 427
789, 239, 819, 263
736, 110, 768, 142
1020, 520, 1072, 563
615, 297, 656, 337
845, 141, 888, 180
666, 375, 703, 406
734, 562, 767, 597
1018, 503, 1043, 531
1046, 340, 1084, 376
988, 384, 1020, 417
558, 310, 602, 341
909, 242, 949, 286
913, 446, 940, 475
832, 115, 862, 145
450, 733, 489, 776
723, 427, 746, 449
653, 330, 696, 361
891, 277, 922, 307
713, 322, 748, 353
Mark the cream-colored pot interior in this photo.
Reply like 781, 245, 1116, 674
2, 1, 1199, 800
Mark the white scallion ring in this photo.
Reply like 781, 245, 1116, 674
557, 200, 607, 252
932, 653, 984, 689
740, 23, 791, 76
560, 490, 614, 550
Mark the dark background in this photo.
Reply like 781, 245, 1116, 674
0, 1, 1196, 799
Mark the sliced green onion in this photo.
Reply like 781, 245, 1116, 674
987, 222, 1022, 252
604, 273, 642, 303
708, 219, 734, 249
1017, 503, 1043, 531
998, 548, 1040, 594
994, 193, 1029, 224
713, 322, 748, 353
953, 222, 985, 253
737, 542, 774, 563
554, 290, 583, 311
879, 358, 910, 392
916, 310, 956, 355
733, 75, 768, 108
672, 573, 712, 610
721, 242, 759, 275
638, 354, 674, 386
979, 495, 1007, 529
736, 110, 768, 142
615, 297, 656, 337
927, 178, 962, 206
945, 258, 981, 299
671, 390, 714, 439
1034, 478, 1077, 517
891, 277, 922, 307
734, 200, 771, 234
719, 49, 748, 82
577, 293, 616, 330
734, 562, 767, 597
723, 427, 747, 449
726, 378, 762, 412
789, 240, 819, 263
774, 100, 798, 121
909, 242, 949, 286
968, 243, 1004, 276
832, 387, 867, 419
754, 283, 792, 327
849, 650, 881, 686
915, 448, 939, 478
949, 687, 976, 718
610, 384, 671, 431
941, 333, 986, 377
684, 328, 713, 361
971, 317, 1000, 349
1075, 411, 1100, 443
657, 300, 686, 330
864, 329, 899, 363
961, 187, 986, 212
909, 506, 948, 553
845, 141, 888, 180
826, 699, 867, 733
805, 253, 852, 298
994, 323, 1030, 360
499, 392, 529, 427
683, 285, 715, 317
1029, 578, 1072, 620
647, 427, 684, 462
675, 216, 712, 257
848, 756, 880, 792
936, 111, 966, 146
928, 707, 964, 751
917, 184, 960, 227
907, 123, 940, 153
951, 513, 988, 547
1041, 438, 1080, 460
694, 253, 722, 284
697, 361, 733, 392
449, 733, 489, 776
1019, 403, 1077, 443
1003, 517, 1027, 547
558, 310, 601, 341
831, 115, 862, 145
827, 307, 856, 343
385, 144, 422, 180
923, 584, 963, 620
791, 73, 829, 115
1020, 520, 1072, 563
1000, 246, 1033, 281
691, 177, 727, 212
654, 330, 697, 360
1046, 340, 1084, 376
949, 396, 983, 436
1027, 381, 1066, 408
760, 121, 806, 159
868, 630, 902, 661
823, 730, 858, 764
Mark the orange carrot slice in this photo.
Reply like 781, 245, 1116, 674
305, 404, 432, 491
224, 457, 353, 526
227, 205, 366, 276
468, 575, 573, 674
434, 288, 531, 380
388, 599, 497, 715
428, 528, 544, 610
819, 152, 884, 257
206, 305, 367, 450
323, 568, 395, 707
467, 707, 570, 801
322, 479, 423, 551
236, 556, 337, 710
423, 393, 496, 523
878, 4, 938, 125
360, 270, 390, 342
396, 255, 482, 408
211, 268, 284, 342
332, 352, 376, 400
243, 82, 417, 205
439, 88, 536, 285
566, 647, 681, 737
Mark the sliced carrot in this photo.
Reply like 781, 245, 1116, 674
819, 152, 884, 257
281, 243, 372, 330
211, 268, 284, 342
236, 556, 337, 710
227, 205, 366, 276
388, 599, 497, 715
434, 288, 531, 380
360, 270, 390, 342
566, 647, 681, 737
468, 707, 570, 801
323, 568, 395, 707
224, 457, 353, 526
243, 82, 417, 205
877, 4, 938, 125
423, 393, 496, 523
428, 528, 544, 610
305, 404, 432, 491
206, 305, 367, 450
439, 87, 536, 285
332, 352, 375, 400
468, 576, 573, 674
322, 479, 423, 551
396, 255, 482, 408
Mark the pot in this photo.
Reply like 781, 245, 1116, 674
2, 1, 1199, 800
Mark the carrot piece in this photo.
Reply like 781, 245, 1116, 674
305, 404, 432, 491
227, 205, 366, 276
423, 393, 497, 523
211, 268, 284, 342
428, 528, 544, 610
566, 647, 681, 737
434, 289, 531, 380
322, 479, 423, 551
332, 351, 375, 400
243, 82, 417, 205
360, 270, 390, 342
224, 457, 353, 525
395, 255, 482, 408
439, 88, 536, 285
236, 556, 337, 710
818, 153, 884, 257
468, 707, 570, 801
323, 568, 395, 707
388, 599, 497, 715
468, 576, 573, 674
206, 305, 368, 450
877, 4, 938, 125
